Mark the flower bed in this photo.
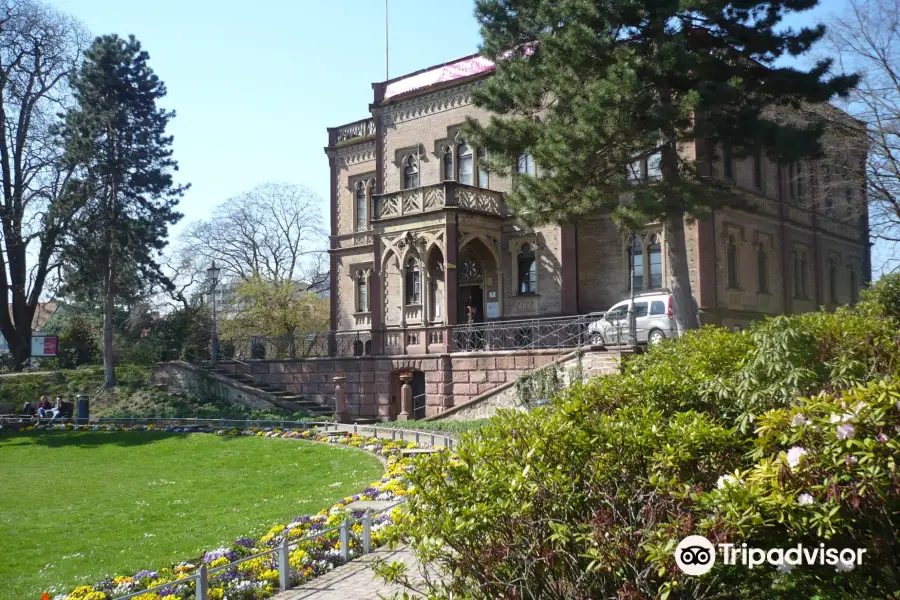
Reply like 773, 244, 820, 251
17, 423, 428, 600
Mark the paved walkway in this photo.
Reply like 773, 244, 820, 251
275, 546, 423, 600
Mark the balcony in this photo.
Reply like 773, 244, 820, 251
328, 118, 376, 146
373, 182, 505, 221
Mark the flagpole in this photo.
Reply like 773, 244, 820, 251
385, 0, 389, 80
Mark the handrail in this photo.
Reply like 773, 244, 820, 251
110, 499, 406, 600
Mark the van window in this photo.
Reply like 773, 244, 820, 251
606, 304, 627, 320
634, 302, 648, 317
650, 300, 665, 315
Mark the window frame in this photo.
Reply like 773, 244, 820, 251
757, 242, 769, 294
516, 242, 537, 296
405, 258, 421, 305
457, 141, 474, 185
354, 181, 368, 231
402, 155, 419, 190
726, 233, 739, 289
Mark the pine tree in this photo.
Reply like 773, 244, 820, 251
58, 34, 185, 387
465, 0, 858, 332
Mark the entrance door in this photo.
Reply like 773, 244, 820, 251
458, 285, 485, 323
412, 371, 426, 419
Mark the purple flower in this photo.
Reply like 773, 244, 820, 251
234, 537, 256, 548
133, 570, 158, 581
878, 433, 890, 443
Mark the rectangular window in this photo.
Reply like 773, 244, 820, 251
357, 279, 368, 312
478, 149, 489, 188
649, 248, 662, 288
517, 154, 535, 176
829, 260, 838, 304
650, 300, 665, 315
634, 302, 649, 318
631, 250, 644, 291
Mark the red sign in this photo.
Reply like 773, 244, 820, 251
43, 336, 58, 356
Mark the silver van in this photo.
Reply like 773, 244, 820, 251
587, 292, 677, 345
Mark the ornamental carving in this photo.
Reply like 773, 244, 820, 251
460, 254, 483, 283
457, 188, 501, 215
379, 195, 400, 218
401, 189, 422, 214
423, 186, 445, 210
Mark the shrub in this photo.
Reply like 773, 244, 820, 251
383, 301, 900, 599
858, 271, 900, 321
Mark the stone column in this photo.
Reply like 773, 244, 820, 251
333, 375, 348, 423
398, 372, 412, 421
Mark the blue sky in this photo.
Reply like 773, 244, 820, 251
53, 0, 867, 259
53, 0, 485, 239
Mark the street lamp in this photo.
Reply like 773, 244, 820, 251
627, 232, 637, 346
207, 261, 221, 361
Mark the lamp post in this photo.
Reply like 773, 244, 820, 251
207, 261, 221, 361
627, 232, 637, 346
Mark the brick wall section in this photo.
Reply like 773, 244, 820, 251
207, 348, 622, 420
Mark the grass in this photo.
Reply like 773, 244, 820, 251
0, 431, 383, 600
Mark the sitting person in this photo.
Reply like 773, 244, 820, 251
48, 396, 64, 421
36, 396, 52, 419
21, 401, 35, 417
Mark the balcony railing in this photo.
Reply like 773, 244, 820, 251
449, 312, 615, 352
329, 118, 376, 146
373, 182, 504, 220
220, 330, 374, 359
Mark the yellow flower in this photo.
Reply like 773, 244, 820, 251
209, 557, 228, 568
209, 589, 224, 600
259, 569, 280, 584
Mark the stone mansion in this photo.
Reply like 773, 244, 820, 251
325, 53, 870, 357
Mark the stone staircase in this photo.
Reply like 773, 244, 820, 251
198, 361, 334, 418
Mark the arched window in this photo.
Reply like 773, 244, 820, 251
403, 155, 419, 189
517, 153, 535, 176
517, 243, 537, 295
458, 142, 474, 185
405, 258, 421, 304
647, 235, 662, 289
355, 182, 367, 231
828, 258, 838, 303
628, 238, 644, 291
477, 148, 489, 187
757, 243, 769, 294
442, 147, 453, 181
726, 234, 738, 289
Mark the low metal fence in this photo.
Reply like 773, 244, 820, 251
112, 499, 405, 600
0, 417, 458, 449
219, 330, 373, 360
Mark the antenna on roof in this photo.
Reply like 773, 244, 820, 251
385, 0, 389, 80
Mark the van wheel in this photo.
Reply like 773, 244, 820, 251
590, 333, 605, 346
648, 329, 665, 344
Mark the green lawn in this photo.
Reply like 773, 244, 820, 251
0, 431, 383, 600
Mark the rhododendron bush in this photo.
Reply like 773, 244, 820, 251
383, 274, 900, 600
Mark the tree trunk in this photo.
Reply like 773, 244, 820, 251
10, 329, 30, 371
665, 213, 700, 334
103, 271, 116, 387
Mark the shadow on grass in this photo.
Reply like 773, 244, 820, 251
0, 430, 193, 448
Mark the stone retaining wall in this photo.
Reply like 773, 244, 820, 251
197, 348, 623, 420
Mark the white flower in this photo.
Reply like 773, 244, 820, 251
847, 455, 860, 465
830, 413, 854, 424
786, 446, 808, 469
775, 557, 796, 574
853, 401, 867, 414
836, 423, 856, 440
835, 559, 855, 572
717, 474, 738, 489
791, 414, 810, 427
878, 433, 890, 443
797, 493, 815, 505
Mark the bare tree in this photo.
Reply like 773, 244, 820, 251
825, 0, 900, 273
181, 182, 328, 287
0, 0, 88, 369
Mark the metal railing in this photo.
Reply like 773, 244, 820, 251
449, 312, 614, 352
112, 499, 405, 600
0, 417, 458, 449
